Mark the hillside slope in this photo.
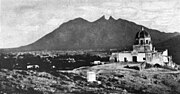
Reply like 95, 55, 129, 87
1, 63, 180, 94
16, 16, 176, 51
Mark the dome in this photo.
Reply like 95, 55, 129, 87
135, 27, 150, 38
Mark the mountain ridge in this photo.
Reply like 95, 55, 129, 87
1, 16, 179, 64
1, 16, 178, 51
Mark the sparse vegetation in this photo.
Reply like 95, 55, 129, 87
1, 63, 180, 94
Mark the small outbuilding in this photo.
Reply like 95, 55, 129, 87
87, 71, 96, 82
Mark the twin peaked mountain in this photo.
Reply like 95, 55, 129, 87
8, 16, 180, 64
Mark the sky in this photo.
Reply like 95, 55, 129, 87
0, 0, 180, 48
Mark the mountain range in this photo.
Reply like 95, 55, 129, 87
1, 16, 180, 64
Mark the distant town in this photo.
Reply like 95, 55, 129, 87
0, 50, 110, 71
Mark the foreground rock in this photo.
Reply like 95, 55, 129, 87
1, 63, 180, 94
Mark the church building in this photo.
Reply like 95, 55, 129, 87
110, 27, 177, 69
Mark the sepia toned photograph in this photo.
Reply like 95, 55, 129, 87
0, 0, 180, 94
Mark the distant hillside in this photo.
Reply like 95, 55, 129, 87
155, 35, 180, 64
13, 16, 176, 50
1, 16, 179, 63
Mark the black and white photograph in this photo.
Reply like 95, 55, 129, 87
0, 0, 180, 93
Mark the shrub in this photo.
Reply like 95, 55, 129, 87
124, 65, 140, 70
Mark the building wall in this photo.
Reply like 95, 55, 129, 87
109, 53, 119, 62
133, 44, 152, 52
118, 53, 132, 62
111, 51, 169, 65
136, 53, 146, 62
117, 52, 145, 62
146, 53, 155, 64
163, 56, 169, 62
147, 52, 165, 66
133, 37, 152, 52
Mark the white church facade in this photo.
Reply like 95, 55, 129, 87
110, 27, 178, 69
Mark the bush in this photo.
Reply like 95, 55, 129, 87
144, 63, 153, 69
153, 64, 161, 68
16, 71, 29, 75
124, 65, 140, 70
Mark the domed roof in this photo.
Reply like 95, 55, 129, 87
135, 27, 150, 38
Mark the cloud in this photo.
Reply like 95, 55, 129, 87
78, 6, 108, 20
101, 2, 123, 8
114, 7, 138, 19
46, 18, 64, 26
141, 1, 177, 11
101, 0, 180, 32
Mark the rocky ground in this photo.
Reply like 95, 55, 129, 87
1, 63, 180, 94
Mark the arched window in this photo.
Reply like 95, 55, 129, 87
140, 40, 143, 45
146, 40, 148, 44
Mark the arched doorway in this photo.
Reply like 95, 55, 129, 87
124, 57, 127, 62
114, 57, 117, 62
132, 56, 137, 62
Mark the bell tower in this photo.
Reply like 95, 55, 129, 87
133, 27, 153, 52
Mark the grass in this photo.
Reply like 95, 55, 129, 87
1, 63, 180, 94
